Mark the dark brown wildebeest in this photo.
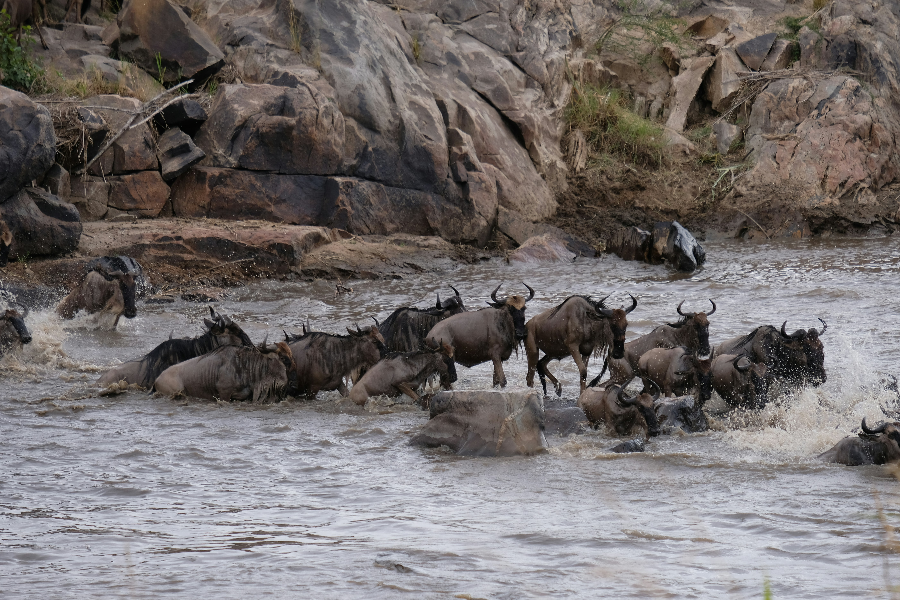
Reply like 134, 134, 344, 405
637, 346, 713, 405
57, 257, 139, 329
597, 299, 716, 387
715, 319, 827, 392
710, 353, 768, 409
525, 294, 637, 396
97, 308, 255, 388
287, 325, 386, 398
348, 341, 457, 406
818, 418, 900, 466
63, 0, 90, 23
0, 307, 31, 357
378, 287, 466, 353
577, 384, 661, 439
424, 283, 534, 388
0, 0, 48, 48
154, 341, 294, 403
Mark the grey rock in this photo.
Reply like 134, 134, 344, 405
0, 188, 82, 259
544, 407, 589, 437
42, 164, 70, 200
760, 39, 797, 71
609, 226, 651, 262
665, 56, 715, 132
157, 129, 206, 182
713, 121, 743, 154
496, 206, 595, 257
508, 234, 576, 264
151, 98, 208, 137
650, 221, 706, 272
609, 438, 645, 453
79, 95, 157, 176
0, 87, 57, 202
735, 32, 778, 71
704, 48, 748, 113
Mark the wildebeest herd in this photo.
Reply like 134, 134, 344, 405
0, 257, 890, 468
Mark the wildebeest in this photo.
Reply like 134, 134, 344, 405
599, 299, 716, 387
378, 287, 466, 353
57, 257, 140, 329
424, 283, 534, 388
710, 353, 768, 409
97, 308, 255, 388
577, 384, 661, 439
637, 346, 713, 405
154, 341, 294, 403
63, 0, 90, 23
0, 307, 31, 357
0, 0, 47, 48
715, 319, 827, 390
654, 394, 709, 434
525, 294, 637, 396
818, 418, 900, 466
348, 341, 457, 406
287, 324, 386, 398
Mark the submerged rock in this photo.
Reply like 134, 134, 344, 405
508, 234, 576, 264
543, 407, 590, 437
609, 439, 645, 453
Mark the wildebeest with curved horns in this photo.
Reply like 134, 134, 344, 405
57, 257, 140, 329
525, 293, 637, 396
596, 299, 716, 387
378, 286, 466, 353
425, 283, 534, 388
287, 324, 386, 398
154, 341, 295, 403
348, 341, 457, 406
0, 307, 31, 358
715, 319, 827, 391
577, 383, 661, 439
637, 346, 713, 406
710, 353, 768, 409
97, 307, 255, 388
818, 418, 900, 466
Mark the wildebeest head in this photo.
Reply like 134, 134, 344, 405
860, 418, 900, 448
431, 339, 457, 387
347, 323, 387, 358
1, 307, 31, 348
0, 219, 11, 268
780, 319, 827, 386
618, 384, 661, 437
595, 293, 637, 360
94, 264, 137, 319
203, 307, 255, 348
436, 286, 466, 314
734, 355, 768, 407
669, 299, 716, 356
489, 282, 535, 341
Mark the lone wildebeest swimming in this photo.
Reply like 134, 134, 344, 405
154, 342, 295, 403
525, 294, 637, 396
97, 308, 255, 388
819, 418, 900, 466
287, 324, 386, 398
348, 341, 457, 406
425, 283, 534, 388
57, 257, 141, 329
378, 287, 466, 353
0, 307, 31, 358
598, 299, 716, 387
577, 383, 661, 439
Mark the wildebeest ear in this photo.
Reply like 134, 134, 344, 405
442, 341, 454, 357
209, 306, 216, 318
203, 318, 216, 329
346, 326, 359, 337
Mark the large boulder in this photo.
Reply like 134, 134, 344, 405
704, 48, 747, 113
665, 56, 715, 133
107, 171, 170, 217
115, 0, 224, 84
0, 87, 56, 202
157, 129, 205, 182
508, 234, 576, 264
0, 188, 82, 259
195, 83, 344, 175
80, 95, 157, 176
410, 389, 547, 457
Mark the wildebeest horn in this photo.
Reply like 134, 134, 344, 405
781, 321, 803, 339
617, 387, 637, 405
435, 293, 441, 309
346, 326, 356, 336
261, 334, 269, 350
625, 294, 637, 314
490, 283, 503, 304
450, 285, 460, 297
283, 330, 290, 342
647, 379, 661, 401
676, 300, 687, 316
522, 282, 535, 302
707, 299, 716, 316
861, 417, 888, 435
817, 317, 827, 336
733, 355, 751, 372
371, 316, 379, 327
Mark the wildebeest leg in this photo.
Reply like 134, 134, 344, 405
395, 382, 420, 402
492, 356, 507, 388
587, 356, 609, 388
537, 354, 560, 396
569, 345, 588, 394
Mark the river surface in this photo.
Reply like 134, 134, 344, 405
3, 237, 900, 599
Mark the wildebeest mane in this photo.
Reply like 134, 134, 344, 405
547, 295, 605, 319
294, 331, 381, 381
379, 306, 447, 352
137, 324, 253, 387
205, 345, 287, 403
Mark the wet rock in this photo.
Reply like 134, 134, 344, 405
544, 407, 589, 437
157, 129, 206, 182
609, 226, 650, 262
508, 234, 576, 264
69, 177, 109, 221
181, 287, 228, 303
0, 87, 57, 202
496, 206, 595, 257
195, 83, 344, 176
410, 390, 547, 457
704, 48, 748, 113
170, 167, 327, 225
666, 56, 715, 132
114, 0, 224, 83
107, 171, 170, 218
713, 121, 743, 154
0, 188, 82, 259
609, 439, 645, 453
735, 33, 778, 71
152, 97, 208, 137
760, 39, 796, 71
654, 396, 708, 434
650, 221, 706, 272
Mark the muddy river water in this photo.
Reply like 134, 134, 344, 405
4, 237, 900, 598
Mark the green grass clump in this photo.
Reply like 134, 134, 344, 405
565, 83, 664, 168
0, 10, 42, 92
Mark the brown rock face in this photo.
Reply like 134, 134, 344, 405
81, 95, 157, 176
0, 188, 82, 259
704, 49, 748, 113
508, 234, 576, 263
0, 87, 57, 202
195, 84, 344, 176
666, 56, 715, 133
116, 0, 224, 83
108, 172, 171, 217
157, 129, 205, 182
